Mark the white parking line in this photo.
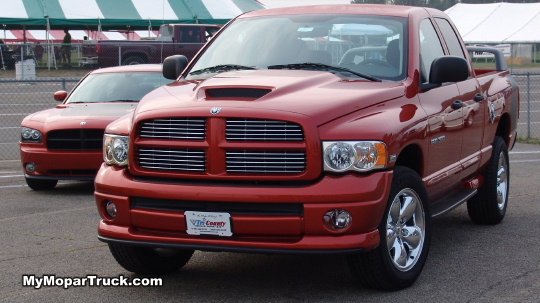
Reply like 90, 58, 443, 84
0, 184, 25, 188
509, 151, 540, 154
511, 159, 540, 163
0, 181, 86, 189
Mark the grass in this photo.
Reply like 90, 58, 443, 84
516, 137, 540, 145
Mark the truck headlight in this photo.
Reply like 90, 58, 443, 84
21, 127, 42, 143
323, 141, 387, 172
104, 134, 129, 166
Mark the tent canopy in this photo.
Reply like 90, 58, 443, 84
0, 0, 265, 30
445, 3, 540, 44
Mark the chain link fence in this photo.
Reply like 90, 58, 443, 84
1, 42, 539, 161
513, 73, 540, 141
0, 78, 80, 161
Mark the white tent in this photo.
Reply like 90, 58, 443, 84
445, 3, 540, 43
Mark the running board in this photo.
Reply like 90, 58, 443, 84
431, 188, 477, 218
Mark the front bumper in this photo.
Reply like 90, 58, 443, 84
95, 163, 393, 253
20, 144, 103, 180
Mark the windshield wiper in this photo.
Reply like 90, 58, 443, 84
190, 64, 256, 76
267, 63, 382, 82
109, 100, 138, 102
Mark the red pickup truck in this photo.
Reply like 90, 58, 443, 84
94, 5, 519, 290
80, 24, 220, 67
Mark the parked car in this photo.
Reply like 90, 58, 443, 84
80, 24, 220, 67
20, 64, 170, 190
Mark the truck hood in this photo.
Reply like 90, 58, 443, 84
23, 103, 137, 130
138, 70, 406, 125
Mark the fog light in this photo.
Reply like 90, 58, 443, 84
323, 209, 352, 231
25, 163, 36, 173
105, 201, 117, 218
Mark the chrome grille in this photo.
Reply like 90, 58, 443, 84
138, 148, 205, 172
227, 151, 306, 173
139, 118, 206, 140
226, 119, 304, 141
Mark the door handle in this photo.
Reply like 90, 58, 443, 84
452, 100, 463, 110
474, 93, 484, 102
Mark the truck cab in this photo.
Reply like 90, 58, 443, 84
156, 24, 220, 43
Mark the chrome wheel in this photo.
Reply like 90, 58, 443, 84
386, 188, 425, 272
347, 167, 431, 290
496, 151, 509, 211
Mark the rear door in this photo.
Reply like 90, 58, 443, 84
435, 17, 484, 179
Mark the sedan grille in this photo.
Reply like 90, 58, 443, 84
47, 129, 104, 151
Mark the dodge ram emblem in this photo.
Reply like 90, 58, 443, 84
210, 107, 222, 115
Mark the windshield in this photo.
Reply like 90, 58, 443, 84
187, 14, 407, 81
66, 71, 168, 104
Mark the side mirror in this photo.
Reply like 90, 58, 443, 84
163, 55, 188, 80
429, 56, 469, 83
53, 90, 68, 102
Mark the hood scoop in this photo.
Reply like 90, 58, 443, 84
204, 87, 272, 101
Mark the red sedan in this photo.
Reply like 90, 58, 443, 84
20, 64, 169, 190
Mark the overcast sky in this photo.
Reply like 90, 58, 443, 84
261, 0, 351, 8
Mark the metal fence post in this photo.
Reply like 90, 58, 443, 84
118, 44, 122, 66
527, 72, 531, 139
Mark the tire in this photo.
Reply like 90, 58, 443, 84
467, 136, 509, 225
108, 243, 194, 275
122, 56, 145, 65
25, 177, 58, 190
347, 166, 431, 290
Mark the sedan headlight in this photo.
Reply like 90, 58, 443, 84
104, 134, 129, 166
323, 141, 387, 172
21, 127, 42, 143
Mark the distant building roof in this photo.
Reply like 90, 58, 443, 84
445, 3, 540, 43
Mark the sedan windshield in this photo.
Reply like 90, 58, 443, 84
67, 71, 168, 104
187, 14, 407, 81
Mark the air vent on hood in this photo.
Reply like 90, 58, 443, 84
205, 88, 271, 100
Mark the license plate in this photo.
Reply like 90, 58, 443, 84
185, 211, 232, 237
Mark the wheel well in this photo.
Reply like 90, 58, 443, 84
394, 144, 423, 177
496, 113, 511, 146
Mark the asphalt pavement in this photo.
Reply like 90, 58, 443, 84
0, 142, 539, 302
